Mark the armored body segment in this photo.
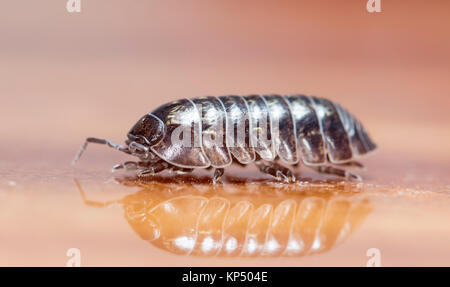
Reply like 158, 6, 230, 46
150, 99, 210, 168
192, 97, 232, 168
244, 95, 276, 161
286, 95, 326, 165
310, 97, 353, 163
333, 103, 376, 156
263, 95, 298, 164
218, 96, 255, 164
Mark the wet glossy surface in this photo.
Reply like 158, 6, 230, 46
1, 153, 450, 266
77, 178, 373, 257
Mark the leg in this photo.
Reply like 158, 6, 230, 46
335, 161, 365, 169
112, 161, 147, 172
72, 137, 131, 164
213, 168, 225, 184
171, 167, 194, 175
136, 161, 170, 178
255, 161, 296, 183
325, 155, 365, 170
314, 166, 362, 181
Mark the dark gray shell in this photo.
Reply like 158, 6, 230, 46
245, 95, 276, 161
218, 95, 256, 164
150, 99, 210, 168
192, 97, 232, 168
262, 95, 298, 164
286, 95, 326, 165
148, 95, 376, 168
310, 97, 353, 163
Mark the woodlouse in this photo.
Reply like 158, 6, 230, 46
73, 95, 376, 182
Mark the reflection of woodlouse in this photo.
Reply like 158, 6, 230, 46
77, 181, 372, 257
73, 95, 376, 182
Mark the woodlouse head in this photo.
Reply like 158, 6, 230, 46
127, 113, 165, 147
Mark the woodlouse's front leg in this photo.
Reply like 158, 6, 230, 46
334, 161, 366, 170
255, 161, 296, 183
136, 161, 170, 178
111, 161, 141, 172
212, 168, 225, 184
171, 167, 194, 175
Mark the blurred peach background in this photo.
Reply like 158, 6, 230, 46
1, 0, 450, 158
1, 0, 450, 266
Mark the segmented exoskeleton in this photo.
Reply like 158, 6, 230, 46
76, 180, 373, 257
73, 95, 376, 182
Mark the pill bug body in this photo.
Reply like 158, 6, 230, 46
74, 95, 376, 182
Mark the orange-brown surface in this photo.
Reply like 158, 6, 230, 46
1, 0, 450, 266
